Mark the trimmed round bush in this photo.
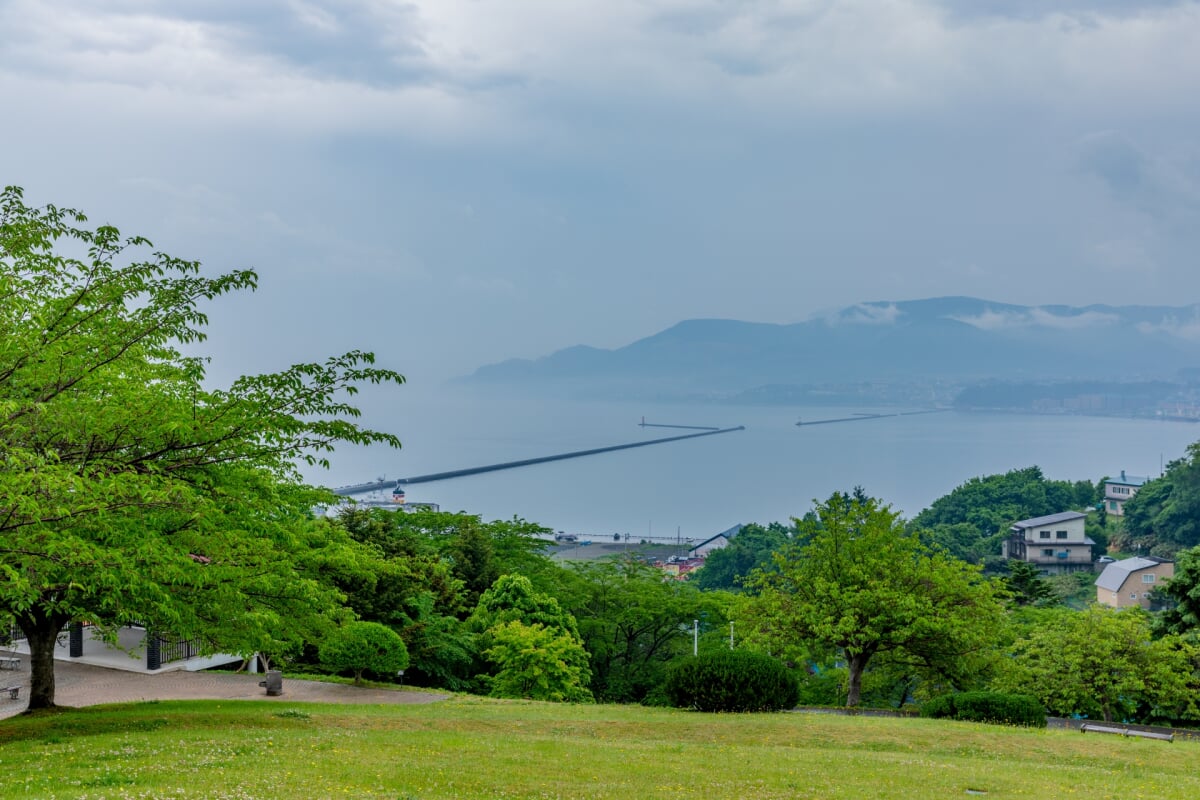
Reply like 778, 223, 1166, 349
665, 650, 799, 712
319, 621, 410, 686
921, 691, 1046, 727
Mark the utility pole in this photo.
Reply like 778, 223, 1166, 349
693, 619, 699, 657
729, 621, 734, 650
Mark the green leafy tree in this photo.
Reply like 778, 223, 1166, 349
319, 621, 410, 686
0, 187, 404, 709
1154, 544, 1200, 637
481, 620, 592, 702
912, 467, 1095, 565
997, 606, 1200, 723
1084, 516, 1110, 559
558, 559, 731, 703
747, 491, 1004, 707
333, 509, 466, 624
471, 574, 581, 637
1123, 443, 1200, 557
449, 518, 501, 606
471, 574, 592, 700
331, 508, 473, 689
381, 509, 553, 597
691, 523, 794, 593
1004, 560, 1054, 607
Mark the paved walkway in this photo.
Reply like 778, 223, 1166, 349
0, 659, 447, 719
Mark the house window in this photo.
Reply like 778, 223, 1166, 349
1130, 593, 1138, 600
1056, 531, 1068, 539
1039, 531, 1051, 539
1109, 501, 1118, 510
1142, 574, 1156, 584
1042, 549, 1054, 557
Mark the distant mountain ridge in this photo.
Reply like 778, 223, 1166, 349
466, 297, 1200, 399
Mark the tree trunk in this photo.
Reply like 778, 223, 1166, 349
16, 608, 68, 711
846, 651, 872, 708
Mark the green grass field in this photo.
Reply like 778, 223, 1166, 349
0, 697, 1195, 799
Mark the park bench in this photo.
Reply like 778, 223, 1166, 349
0, 657, 21, 670
1081, 723, 1174, 742
3, 686, 18, 700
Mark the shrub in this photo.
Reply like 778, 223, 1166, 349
921, 691, 1046, 727
665, 650, 799, 712
480, 620, 592, 703
318, 621, 409, 686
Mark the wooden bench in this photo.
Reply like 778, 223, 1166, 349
3, 686, 18, 700
0, 657, 20, 670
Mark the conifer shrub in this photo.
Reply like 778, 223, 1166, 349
665, 650, 799, 712
921, 691, 1046, 727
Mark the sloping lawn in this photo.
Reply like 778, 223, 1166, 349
0, 697, 1195, 799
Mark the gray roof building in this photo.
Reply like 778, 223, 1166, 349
1107, 470, 1148, 488
1010, 511, 1088, 530
1095, 556, 1171, 592
1095, 556, 1174, 609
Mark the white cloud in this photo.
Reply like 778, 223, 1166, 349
949, 309, 1022, 331
833, 303, 903, 325
951, 308, 1120, 330
1137, 313, 1200, 341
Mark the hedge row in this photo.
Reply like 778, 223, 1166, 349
665, 650, 799, 712
921, 691, 1046, 727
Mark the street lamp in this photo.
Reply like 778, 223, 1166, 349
397, 668, 405, 688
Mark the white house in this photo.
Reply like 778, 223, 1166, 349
1003, 511, 1095, 575
1103, 470, 1148, 516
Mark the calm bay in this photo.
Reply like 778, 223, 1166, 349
310, 386, 1197, 542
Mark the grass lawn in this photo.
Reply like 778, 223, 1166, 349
0, 697, 1196, 799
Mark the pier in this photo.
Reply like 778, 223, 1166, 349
796, 409, 948, 427
638, 417, 719, 431
332, 422, 745, 496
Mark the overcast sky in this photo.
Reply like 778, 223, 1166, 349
4, 0, 1200, 387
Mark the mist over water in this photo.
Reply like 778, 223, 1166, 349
311, 385, 1195, 541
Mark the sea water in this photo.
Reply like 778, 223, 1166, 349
308, 384, 1195, 541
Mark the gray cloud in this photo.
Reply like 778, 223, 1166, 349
0, 1, 432, 87
3, 0, 1200, 384
1075, 131, 1200, 222
937, 0, 1189, 22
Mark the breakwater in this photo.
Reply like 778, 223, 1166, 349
332, 423, 745, 495
796, 409, 948, 427
638, 418, 720, 431
396, 425, 745, 486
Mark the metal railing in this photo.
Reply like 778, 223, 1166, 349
156, 635, 202, 665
